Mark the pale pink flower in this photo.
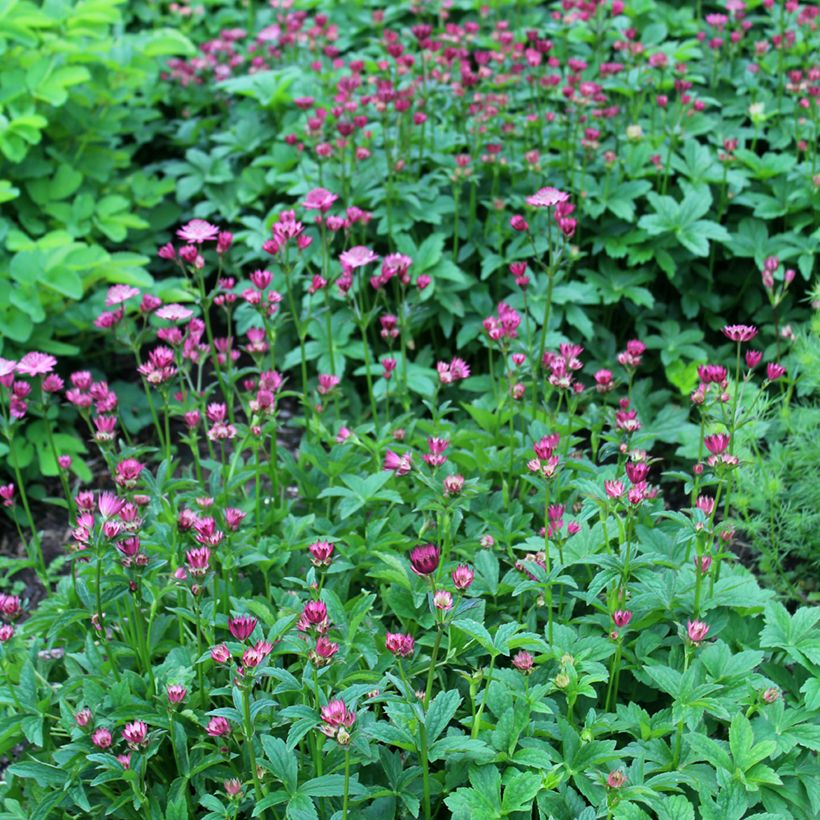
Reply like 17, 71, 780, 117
526, 186, 569, 208
17, 352, 57, 377
177, 219, 220, 244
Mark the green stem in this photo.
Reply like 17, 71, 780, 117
471, 654, 496, 739
242, 685, 265, 809
425, 626, 444, 706
342, 748, 351, 820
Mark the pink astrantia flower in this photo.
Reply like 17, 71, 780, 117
0, 358, 17, 379
16, 352, 57, 377
177, 219, 220, 244
526, 186, 570, 208
320, 699, 356, 728
303, 188, 338, 212
409, 543, 440, 576
766, 362, 786, 381
339, 245, 379, 270
228, 614, 257, 640
155, 304, 194, 322
385, 632, 415, 657
206, 716, 231, 737
687, 619, 710, 643
106, 285, 140, 306
722, 324, 757, 342
512, 650, 534, 673
122, 720, 148, 748
383, 449, 412, 475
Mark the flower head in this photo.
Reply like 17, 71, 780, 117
177, 219, 220, 244
17, 352, 57, 377
228, 615, 258, 641
687, 619, 710, 643
122, 720, 148, 748
722, 324, 758, 343
526, 186, 569, 208
409, 544, 440, 576
206, 716, 231, 737
385, 632, 415, 657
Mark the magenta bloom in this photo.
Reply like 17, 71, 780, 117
526, 186, 569, 208
16, 352, 57, 377
385, 632, 415, 657
704, 433, 730, 455
206, 716, 231, 737
167, 684, 187, 704
91, 727, 112, 749
317, 374, 340, 395
228, 615, 257, 641
303, 187, 338, 212
177, 219, 220, 244
98, 491, 125, 519
409, 543, 440, 576
451, 564, 474, 590
122, 720, 148, 748
604, 480, 625, 499
308, 540, 335, 567
722, 324, 758, 343
210, 643, 231, 663
745, 350, 762, 369
613, 610, 632, 628
185, 546, 211, 578
687, 619, 710, 643
321, 699, 356, 729
766, 362, 786, 381
384, 449, 412, 475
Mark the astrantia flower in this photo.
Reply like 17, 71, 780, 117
409, 544, 440, 576
228, 615, 257, 641
167, 684, 187, 704
308, 540, 335, 567
206, 716, 231, 737
613, 610, 632, 628
766, 362, 786, 381
383, 449, 412, 475
722, 324, 757, 343
122, 720, 148, 748
16, 352, 57, 377
156, 304, 194, 322
0, 358, 16, 379
433, 589, 453, 611
340, 245, 379, 270
512, 650, 534, 673
704, 433, 730, 455
106, 285, 140, 306
303, 187, 338, 212
177, 219, 220, 244
210, 643, 231, 663
526, 186, 569, 208
687, 619, 710, 643
385, 632, 415, 657
91, 727, 112, 749
607, 770, 627, 789
320, 698, 356, 728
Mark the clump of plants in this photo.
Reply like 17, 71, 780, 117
1, 195, 817, 817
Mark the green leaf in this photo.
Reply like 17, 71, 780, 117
452, 618, 496, 655
426, 689, 462, 743
6, 759, 69, 788
501, 771, 542, 813
261, 735, 297, 794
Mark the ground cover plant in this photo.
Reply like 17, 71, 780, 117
0, 0, 819, 818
